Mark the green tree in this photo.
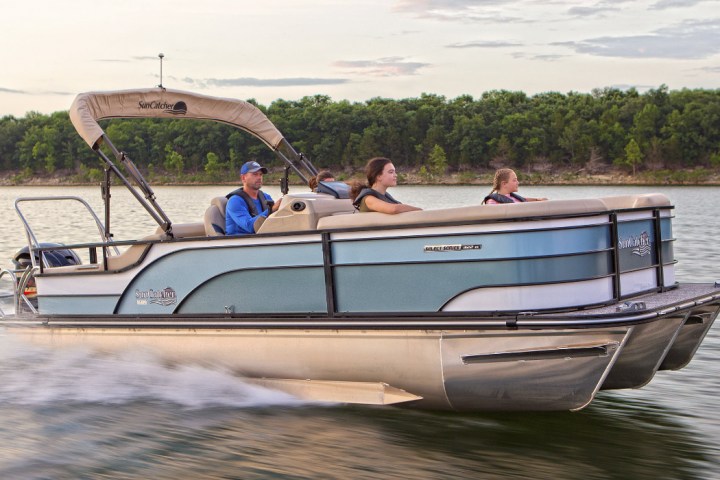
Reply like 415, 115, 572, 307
163, 144, 184, 175
428, 144, 448, 177
621, 138, 643, 175
3, 86, 720, 183
204, 151, 225, 181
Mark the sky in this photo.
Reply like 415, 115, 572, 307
1, 0, 719, 117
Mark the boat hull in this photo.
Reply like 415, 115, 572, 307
5, 284, 718, 412
6, 323, 629, 411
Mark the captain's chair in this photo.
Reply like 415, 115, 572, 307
204, 197, 228, 236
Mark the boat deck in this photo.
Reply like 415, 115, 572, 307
2, 283, 717, 332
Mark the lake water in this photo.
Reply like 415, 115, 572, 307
0, 184, 719, 479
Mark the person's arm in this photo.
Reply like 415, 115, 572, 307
363, 195, 422, 214
226, 196, 265, 234
526, 197, 548, 202
268, 193, 282, 212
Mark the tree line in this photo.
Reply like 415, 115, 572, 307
1, 85, 719, 183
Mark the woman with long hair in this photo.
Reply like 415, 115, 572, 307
349, 157, 422, 214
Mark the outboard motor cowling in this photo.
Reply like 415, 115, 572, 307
12, 243, 82, 269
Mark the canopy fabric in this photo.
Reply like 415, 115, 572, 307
69, 88, 284, 150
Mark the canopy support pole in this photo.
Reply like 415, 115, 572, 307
95, 135, 174, 238
275, 138, 317, 186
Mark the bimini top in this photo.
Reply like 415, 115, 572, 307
69, 88, 284, 150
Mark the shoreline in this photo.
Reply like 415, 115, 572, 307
2, 168, 720, 187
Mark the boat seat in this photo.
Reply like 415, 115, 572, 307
204, 197, 228, 236
106, 234, 163, 271
597, 193, 671, 210
316, 194, 672, 230
257, 193, 355, 234
42, 233, 164, 274
154, 222, 206, 238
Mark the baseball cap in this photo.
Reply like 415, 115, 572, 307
240, 161, 268, 175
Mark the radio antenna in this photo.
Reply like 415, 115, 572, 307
158, 53, 164, 88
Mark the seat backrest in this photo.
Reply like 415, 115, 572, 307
204, 196, 228, 236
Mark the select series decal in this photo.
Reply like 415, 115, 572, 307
136, 287, 178, 306
424, 244, 482, 252
619, 231, 652, 257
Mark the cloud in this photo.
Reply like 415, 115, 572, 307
332, 57, 430, 76
650, 0, 705, 10
0, 87, 27, 94
567, 5, 619, 17
393, 0, 524, 23
607, 83, 660, 91
180, 77, 349, 88
0, 87, 72, 96
556, 19, 720, 59
446, 40, 522, 48
38, 91, 74, 96
530, 54, 567, 62
512, 52, 567, 61
94, 56, 163, 62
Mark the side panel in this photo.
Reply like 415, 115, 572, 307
334, 253, 613, 312
443, 278, 614, 312
38, 295, 120, 315
332, 211, 614, 315
178, 267, 327, 313
616, 211, 675, 295
116, 241, 325, 314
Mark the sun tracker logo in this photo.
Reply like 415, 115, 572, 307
619, 231, 652, 257
138, 100, 187, 115
135, 287, 178, 306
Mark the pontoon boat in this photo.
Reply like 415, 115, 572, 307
1, 88, 718, 411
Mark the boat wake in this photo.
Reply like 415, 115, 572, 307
0, 335, 311, 409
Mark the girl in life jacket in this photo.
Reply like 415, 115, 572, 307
483, 168, 548, 204
349, 157, 422, 214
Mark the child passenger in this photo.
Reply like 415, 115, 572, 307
483, 168, 547, 204
309, 170, 335, 191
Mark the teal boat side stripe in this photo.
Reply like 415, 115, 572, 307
38, 295, 120, 315
660, 217, 673, 241
178, 267, 327, 314
116, 243, 323, 314
334, 252, 613, 312
331, 225, 611, 265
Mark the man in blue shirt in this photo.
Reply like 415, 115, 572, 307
225, 161, 280, 235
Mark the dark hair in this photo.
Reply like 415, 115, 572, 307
349, 157, 392, 200
309, 170, 335, 191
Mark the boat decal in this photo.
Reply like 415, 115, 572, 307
619, 231, 652, 257
137, 100, 187, 115
423, 244, 482, 253
135, 287, 178, 306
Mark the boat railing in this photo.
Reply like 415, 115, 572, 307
14, 266, 38, 315
0, 267, 39, 317
14, 196, 121, 270
0, 268, 18, 317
